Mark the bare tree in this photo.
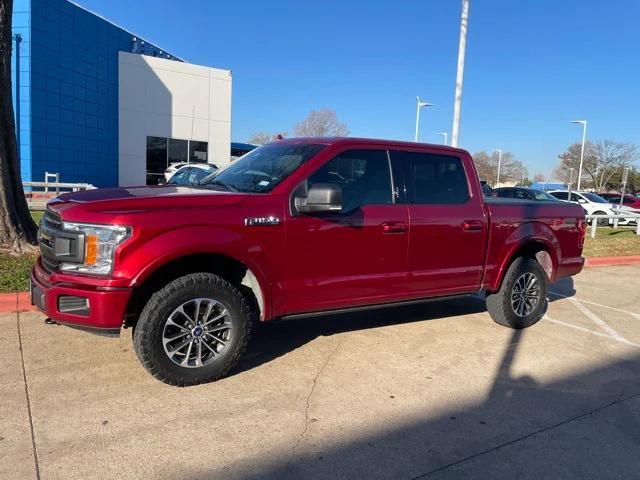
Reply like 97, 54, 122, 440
293, 109, 349, 137
472, 150, 524, 186
592, 140, 638, 192
472, 151, 494, 184
533, 173, 546, 183
555, 140, 638, 191
247, 132, 272, 146
0, 0, 37, 253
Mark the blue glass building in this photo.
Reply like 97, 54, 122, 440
11, 0, 180, 187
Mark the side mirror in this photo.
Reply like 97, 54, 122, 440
577, 198, 587, 204
157, 178, 167, 185
295, 183, 342, 214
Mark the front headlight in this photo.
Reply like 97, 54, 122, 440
60, 222, 130, 275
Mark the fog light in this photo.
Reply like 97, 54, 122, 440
58, 295, 90, 316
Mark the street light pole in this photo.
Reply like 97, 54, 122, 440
451, 0, 470, 148
414, 97, 434, 142
438, 132, 448, 145
568, 167, 575, 199
494, 149, 502, 187
572, 120, 587, 191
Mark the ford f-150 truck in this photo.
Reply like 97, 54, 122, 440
32, 138, 586, 386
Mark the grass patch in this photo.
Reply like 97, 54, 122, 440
0, 252, 37, 293
0, 211, 43, 293
31, 209, 44, 224
583, 226, 640, 257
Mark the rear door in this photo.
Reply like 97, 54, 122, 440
391, 150, 487, 297
284, 149, 409, 313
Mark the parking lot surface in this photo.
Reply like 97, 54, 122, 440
2, 265, 640, 479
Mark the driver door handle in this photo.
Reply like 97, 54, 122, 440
382, 222, 407, 234
461, 220, 483, 232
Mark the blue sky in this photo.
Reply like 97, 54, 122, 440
76, 0, 639, 179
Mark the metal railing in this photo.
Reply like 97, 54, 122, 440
23, 172, 96, 210
585, 210, 640, 238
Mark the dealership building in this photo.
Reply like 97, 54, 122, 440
11, 0, 232, 187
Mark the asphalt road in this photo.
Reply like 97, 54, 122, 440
2, 265, 640, 479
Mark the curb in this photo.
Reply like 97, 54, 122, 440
585, 255, 640, 267
0, 292, 36, 315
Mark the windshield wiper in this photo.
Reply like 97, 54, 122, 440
203, 179, 238, 192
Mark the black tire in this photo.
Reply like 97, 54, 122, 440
485, 257, 548, 329
133, 273, 254, 386
592, 211, 608, 226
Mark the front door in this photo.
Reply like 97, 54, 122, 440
390, 150, 487, 297
285, 149, 409, 314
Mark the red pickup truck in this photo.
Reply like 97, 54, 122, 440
32, 138, 586, 386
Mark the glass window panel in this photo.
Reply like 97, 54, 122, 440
391, 151, 469, 205
146, 136, 167, 185
189, 141, 208, 163
309, 150, 392, 212
168, 138, 188, 164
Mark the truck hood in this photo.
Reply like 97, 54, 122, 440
48, 185, 249, 217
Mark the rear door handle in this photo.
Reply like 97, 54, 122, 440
461, 220, 483, 232
382, 222, 407, 234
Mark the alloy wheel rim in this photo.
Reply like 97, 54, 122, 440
162, 298, 232, 368
510, 272, 540, 317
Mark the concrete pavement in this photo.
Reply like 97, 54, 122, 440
1, 265, 640, 479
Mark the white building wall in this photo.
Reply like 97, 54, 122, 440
118, 52, 232, 186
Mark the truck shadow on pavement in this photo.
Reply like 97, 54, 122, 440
235, 277, 575, 377
181, 278, 640, 479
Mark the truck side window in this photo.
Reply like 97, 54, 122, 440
392, 151, 469, 205
308, 150, 392, 212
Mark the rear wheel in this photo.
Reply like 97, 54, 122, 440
133, 273, 254, 386
486, 257, 548, 329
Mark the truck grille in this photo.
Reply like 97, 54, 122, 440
38, 210, 84, 272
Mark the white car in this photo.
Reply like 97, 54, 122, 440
163, 162, 217, 183
164, 164, 218, 185
548, 190, 631, 225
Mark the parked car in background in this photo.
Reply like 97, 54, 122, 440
548, 190, 628, 225
493, 187, 559, 201
163, 162, 190, 182
166, 164, 218, 186
230, 142, 257, 161
599, 193, 640, 210
480, 180, 493, 196
32, 137, 585, 386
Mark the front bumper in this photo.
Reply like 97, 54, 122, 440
31, 261, 132, 335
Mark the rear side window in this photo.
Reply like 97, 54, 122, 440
308, 150, 392, 212
392, 151, 469, 205
550, 191, 568, 200
496, 189, 513, 198
514, 189, 531, 200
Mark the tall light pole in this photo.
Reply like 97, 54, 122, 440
414, 97, 434, 142
571, 120, 587, 191
451, 0, 470, 148
567, 167, 575, 198
438, 132, 448, 145
494, 149, 502, 187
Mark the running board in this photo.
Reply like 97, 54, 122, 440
279, 292, 480, 321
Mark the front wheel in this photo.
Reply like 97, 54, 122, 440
133, 273, 254, 386
591, 211, 609, 226
486, 257, 548, 329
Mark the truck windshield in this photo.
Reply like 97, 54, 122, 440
200, 143, 326, 193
